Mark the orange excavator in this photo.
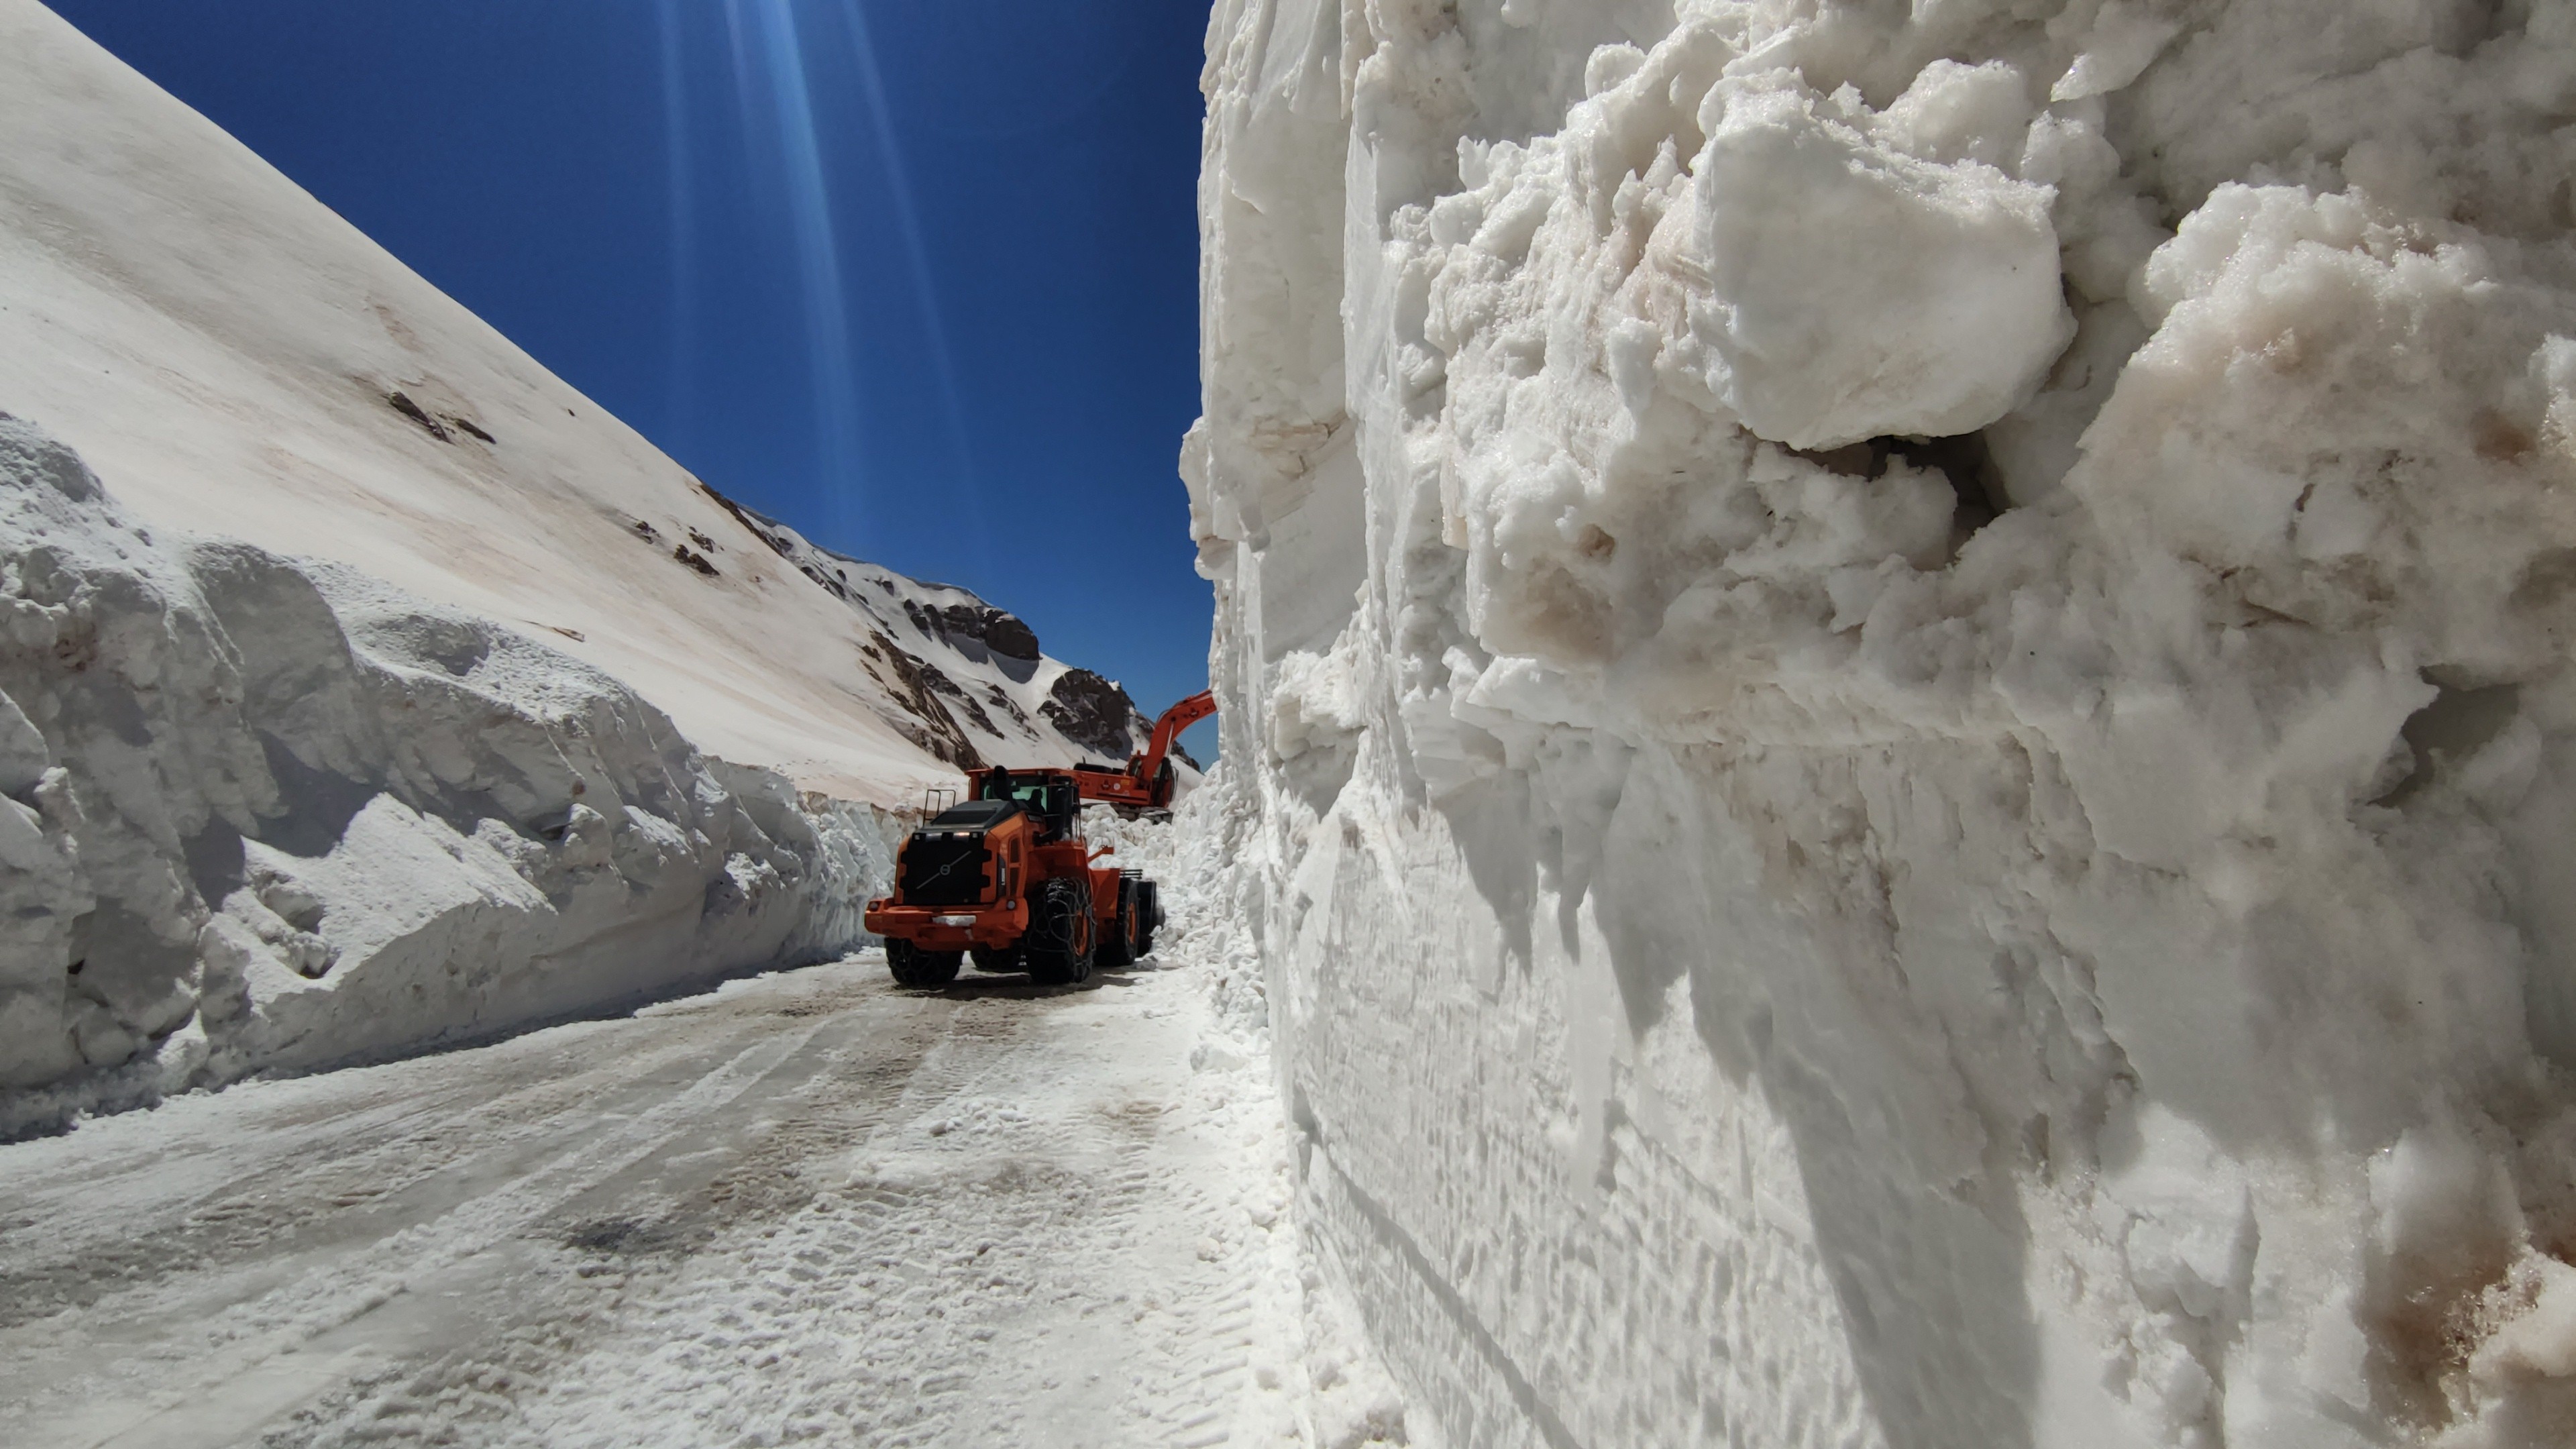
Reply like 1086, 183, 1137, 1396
862, 691, 1215, 988
1070, 688, 1214, 814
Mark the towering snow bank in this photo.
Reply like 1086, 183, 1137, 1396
0, 415, 893, 1124
0, 0, 1151, 808
1195, 2, 2576, 1445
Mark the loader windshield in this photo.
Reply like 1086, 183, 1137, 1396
977, 771, 1074, 833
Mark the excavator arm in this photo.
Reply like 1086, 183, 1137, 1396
1071, 689, 1216, 813
1135, 690, 1214, 790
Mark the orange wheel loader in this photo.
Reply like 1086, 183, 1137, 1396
861, 692, 1210, 988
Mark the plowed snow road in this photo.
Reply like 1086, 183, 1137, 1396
0, 953, 1311, 1448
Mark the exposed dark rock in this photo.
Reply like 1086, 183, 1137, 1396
684, 480, 1128, 769
700, 486, 862, 603
861, 632, 986, 771
688, 529, 718, 552
672, 545, 718, 578
984, 682, 1034, 733
385, 391, 449, 442
953, 604, 1040, 661
903, 599, 1042, 663
906, 651, 1004, 738
945, 684, 1002, 739
444, 415, 495, 444
700, 484, 796, 557
1042, 668, 1148, 764
690, 485, 1044, 665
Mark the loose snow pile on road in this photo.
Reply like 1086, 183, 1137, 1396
1195, 2, 2576, 1446
0, 415, 894, 1127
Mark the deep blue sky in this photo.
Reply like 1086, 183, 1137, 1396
47, 0, 1218, 759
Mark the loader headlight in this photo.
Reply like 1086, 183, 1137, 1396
933, 914, 977, 928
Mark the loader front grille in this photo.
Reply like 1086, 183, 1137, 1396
899, 835, 989, 908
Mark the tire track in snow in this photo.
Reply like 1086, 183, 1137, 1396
0, 955, 1344, 1449
9, 1024, 837, 1449
0, 971, 900, 1447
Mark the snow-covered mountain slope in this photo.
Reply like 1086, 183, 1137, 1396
0, 0, 1147, 810
706, 498, 1161, 772
1195, 3, 2576, 1446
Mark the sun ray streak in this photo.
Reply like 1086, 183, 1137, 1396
731, 0, 867, 548
657, 0, 698, 451
835, 0, 991, 566
719, 0, 766, 156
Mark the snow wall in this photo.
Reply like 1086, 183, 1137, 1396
1191, 3, 2576, 1445
0, 417, 894, 1129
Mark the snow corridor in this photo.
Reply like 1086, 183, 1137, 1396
0, 945, 1385, 1448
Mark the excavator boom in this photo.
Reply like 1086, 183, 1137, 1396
1138, 690, 1214, 782
1071, 689, 1215, 813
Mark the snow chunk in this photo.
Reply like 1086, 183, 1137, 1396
2051, 3, 2185, 103
1696, 74, 2072, 449
2473, 1257, 2576, 1385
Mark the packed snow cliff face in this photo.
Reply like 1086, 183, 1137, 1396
1193, 1, 2576, 1445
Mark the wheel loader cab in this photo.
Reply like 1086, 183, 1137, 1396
974, 768, 1078, 843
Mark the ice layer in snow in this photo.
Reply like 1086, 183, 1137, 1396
1191, 1, 2576, 1445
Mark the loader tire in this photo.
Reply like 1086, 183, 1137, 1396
1098, 880, 1138, 968
1132, 881, 1160, 958
886, 939, 961, 989
1024, 877, 1093, 986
